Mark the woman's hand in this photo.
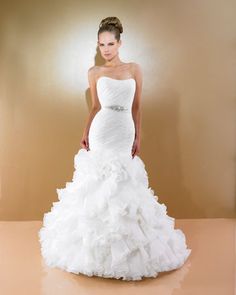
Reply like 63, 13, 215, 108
80, 132, 90, 151
131, 136, 141, 158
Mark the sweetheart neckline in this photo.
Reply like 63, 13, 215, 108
97, 76, 135, 84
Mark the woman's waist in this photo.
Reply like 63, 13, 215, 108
100, 104, 131, 113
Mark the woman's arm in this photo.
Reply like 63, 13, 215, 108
82, 67, 101, 137
80, 67, 101, 150
132, 63, 143, 141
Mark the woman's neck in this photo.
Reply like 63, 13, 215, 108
104, 55, 123, 67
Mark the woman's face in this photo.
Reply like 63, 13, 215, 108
97, 31, 121, 61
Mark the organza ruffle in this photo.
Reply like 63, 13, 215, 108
38, 148, 191, 281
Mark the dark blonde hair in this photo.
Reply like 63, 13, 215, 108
98, 16, 123, 41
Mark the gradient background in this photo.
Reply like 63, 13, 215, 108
0, 0, 235, 220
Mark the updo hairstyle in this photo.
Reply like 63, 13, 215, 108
98, 16, 123, 41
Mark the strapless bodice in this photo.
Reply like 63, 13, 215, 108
88, 76, 136, 153
96, 76, 136, 112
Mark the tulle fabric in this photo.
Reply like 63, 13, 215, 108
38, 148, 191, 280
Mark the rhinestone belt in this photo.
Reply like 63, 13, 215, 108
103, 105, 129, 112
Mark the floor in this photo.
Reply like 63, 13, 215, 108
0, 218, 234, 295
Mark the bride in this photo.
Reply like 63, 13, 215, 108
38, 16, 192, 281
81, 23, 141, 159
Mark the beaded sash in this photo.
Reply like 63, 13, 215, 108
103, 105, 129, 112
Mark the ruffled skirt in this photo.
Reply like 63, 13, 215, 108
38, 148, 191, 280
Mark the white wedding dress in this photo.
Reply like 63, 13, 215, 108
38, 76, 192, 281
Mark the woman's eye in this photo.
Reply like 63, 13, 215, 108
99, 43, 114, 47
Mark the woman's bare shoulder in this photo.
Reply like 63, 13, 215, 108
88, 65, 101, 74
130, 62, 142, 70
87, 66, 102, 81
129, 62, 142, 80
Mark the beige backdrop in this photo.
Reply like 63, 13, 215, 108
0, 0, 235, 220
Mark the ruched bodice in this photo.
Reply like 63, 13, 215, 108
96, 76, 136, 111
88, 77, 136, 153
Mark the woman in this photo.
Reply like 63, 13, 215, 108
80, 18, 142, 159
38, 16, 191, 281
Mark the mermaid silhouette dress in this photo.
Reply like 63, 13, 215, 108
38, 76, 192, 281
